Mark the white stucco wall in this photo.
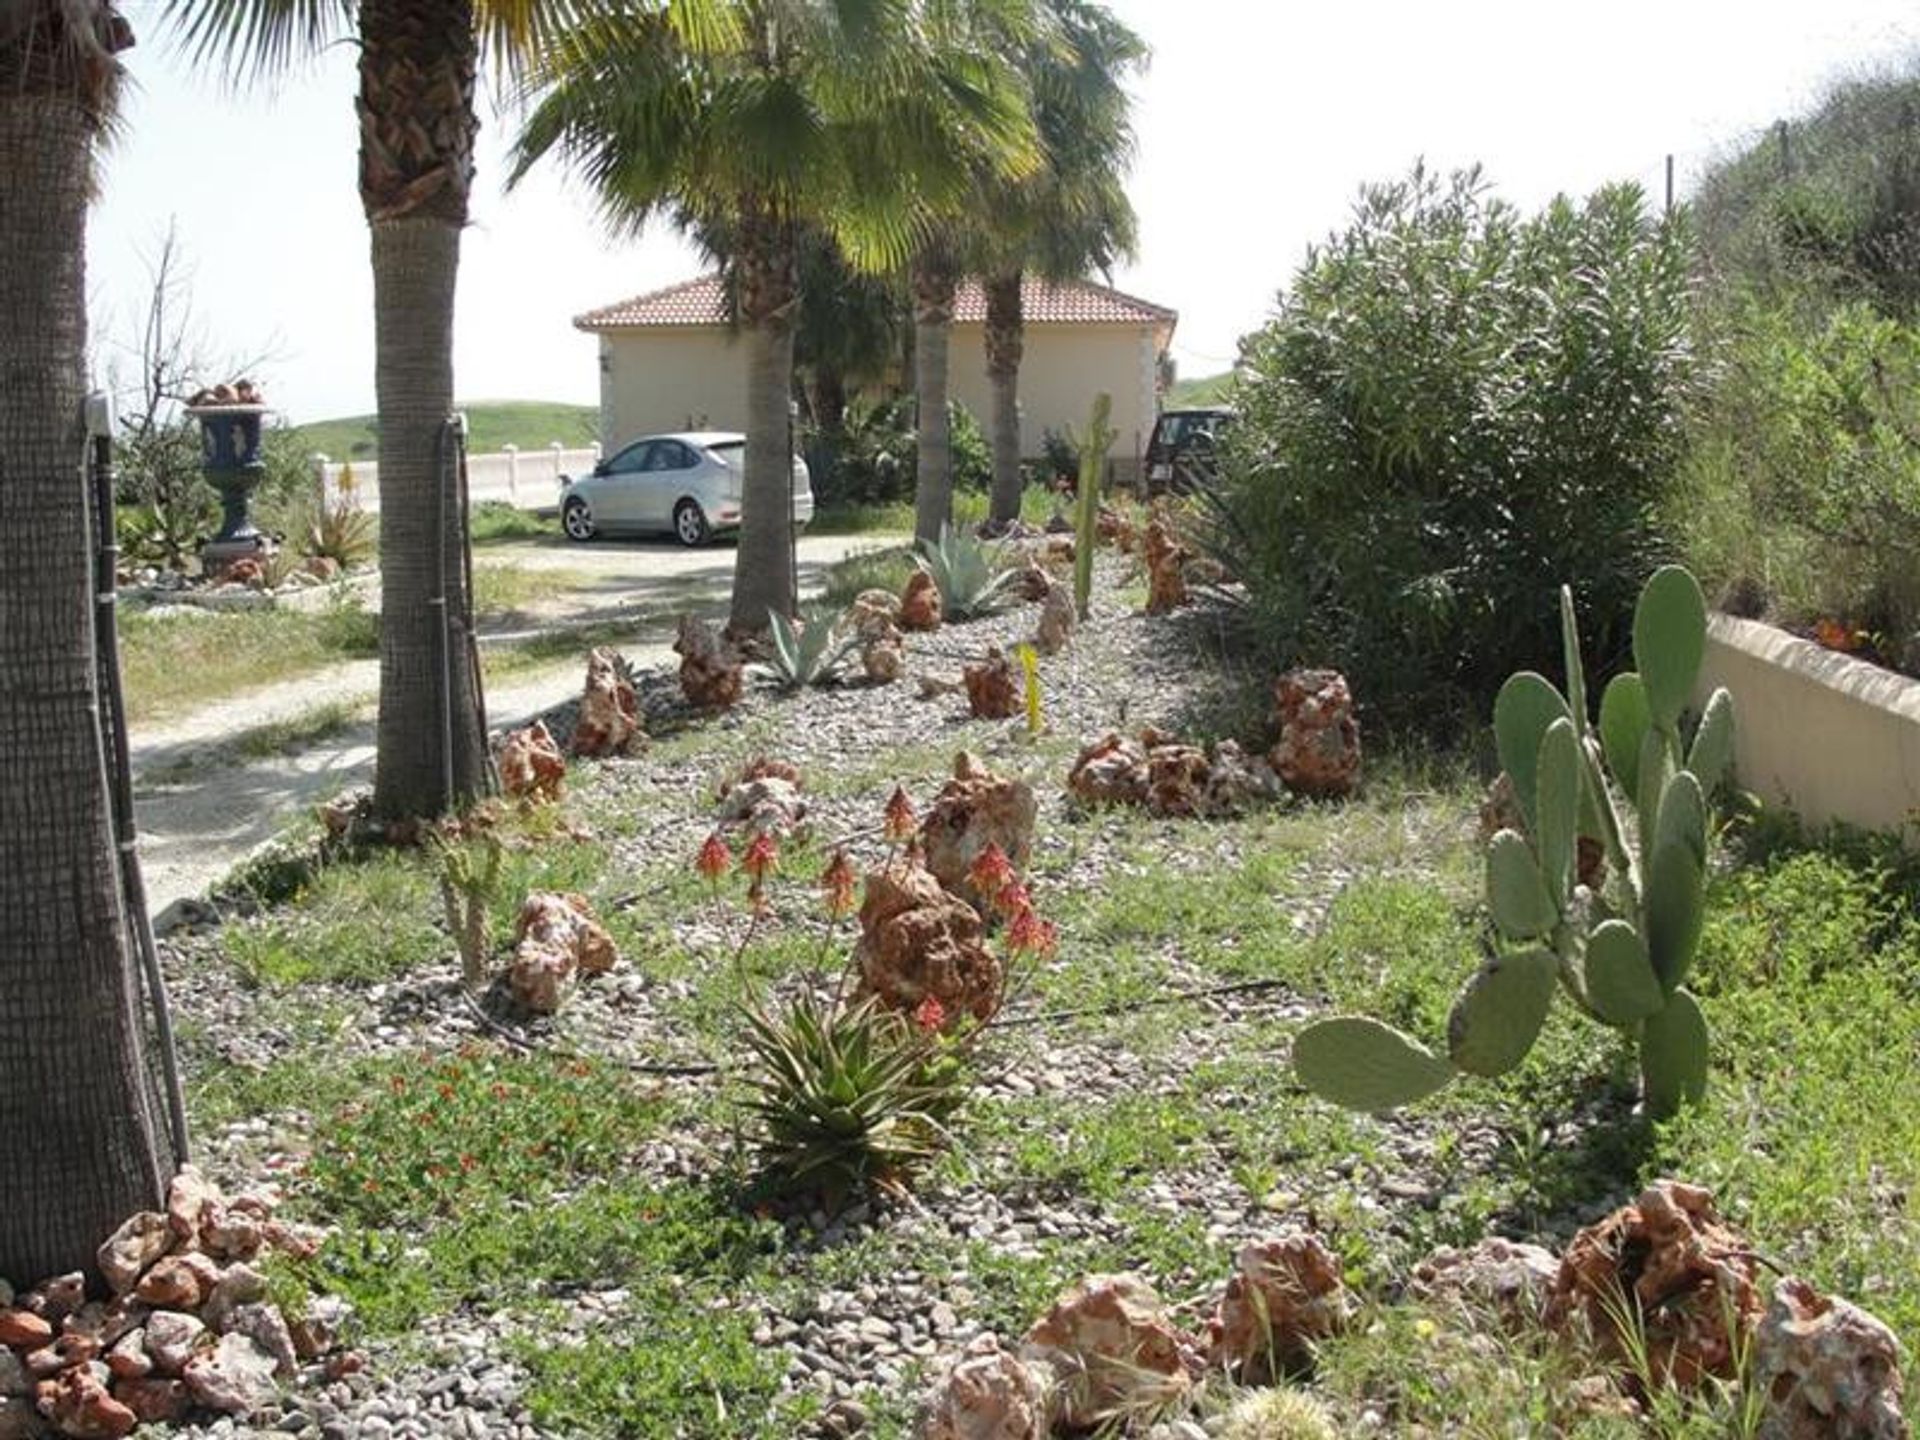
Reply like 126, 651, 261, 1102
947, 322, 1155, 485
598, 328, 751, 447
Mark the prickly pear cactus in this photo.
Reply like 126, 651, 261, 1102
1292, 566, 1734, 1119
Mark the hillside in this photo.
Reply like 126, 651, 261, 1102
1167, 370, 1235, 408
294, 400, 599, 460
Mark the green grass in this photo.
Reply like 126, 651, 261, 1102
1167, 370, 1236, 408
470, 500, 558, 545
293, 400, 597, 461
119, 597, 379, 724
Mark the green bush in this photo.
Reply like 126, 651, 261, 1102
1210, 165, 1695, 729
824, 396, 990, 506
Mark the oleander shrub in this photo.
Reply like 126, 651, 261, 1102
1208, 164, 1696, 730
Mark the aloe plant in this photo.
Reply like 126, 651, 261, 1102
1293, 566, 1735, 1119
916, 523, 1018, 620
763, 606, 859, 692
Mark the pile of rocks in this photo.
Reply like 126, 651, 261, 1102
917, 752, 1036, 911
570, 648, 644, 758
496, 720, 566, 803
847, 592, 907, 684
674, 615, 744, 710
505, 891, 619, 1014
1066, 729, 1280, 818
716, 758, 809, 837
0, 1168, 348, 1440
917, 1181, 1909, 1437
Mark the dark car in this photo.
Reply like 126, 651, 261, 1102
1144, 406, 1235, 494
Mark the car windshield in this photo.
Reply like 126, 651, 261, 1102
1158, 413, 1226, 447
708, 441, 744, 467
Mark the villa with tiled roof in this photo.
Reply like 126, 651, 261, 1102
575, 273, 1178, 486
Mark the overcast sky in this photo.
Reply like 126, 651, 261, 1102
89, 0, 1920, 427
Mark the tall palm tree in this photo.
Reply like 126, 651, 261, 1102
514, 1, 1038, 631
168, 0, 650, 821
981, 0, 1143, 528
0, 0, 174, 1281
910, 233, 962, 545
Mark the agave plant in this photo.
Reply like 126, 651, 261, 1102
917, 522, 1018, 620
763, 606, 860, 692
739, 991, 968, 1211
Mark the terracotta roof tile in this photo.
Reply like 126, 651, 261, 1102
575, 273, 1176, 331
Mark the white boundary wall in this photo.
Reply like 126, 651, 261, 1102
312, 443, 599, 513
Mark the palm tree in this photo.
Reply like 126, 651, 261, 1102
910, 234, 963, 545
168, 0, 649, 821
0, 0, 174, 1281
981, 0, 1143, 528
514, 1, 1038, 631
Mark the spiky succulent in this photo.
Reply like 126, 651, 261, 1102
739, 992, 968, 1210
762, 606, 859, 692
1293, 565, 1734, 1119
917, 523, 1018, 620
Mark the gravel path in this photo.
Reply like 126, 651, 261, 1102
130, 534, 902, 919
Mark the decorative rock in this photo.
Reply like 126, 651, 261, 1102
218, 557, 266, 589
0, 1350, 24, 1398
508, 892, 618, 1014
1270, 669, 1361, 799
1033, 584, 1075, 656
849, 589, 902, 638
181, 1333, 278, 1415
301, 555, 342, 583
900, 572, 943, 632
141, 1312, 205, 1377
571, 648, 644, 757
19, 1279, 80, 1329
1095, 505, 1136, 553
1207, 1233, 1349, 1381
717, 770, 808, 837
31, 1367, 133, 1440
132, 1255, 213, 1311
962, 648, 1021, 720
1009, 560, 1053, 604
24, 1336, 95, 1380
1754, 1275, 1907, 1439
1067, 730, 1278, 818
223, 1304, 298, 1380
95, 1215, 171, 1299
674, 615, 744, 710
107, 1377, 188, 1427
853, 858, 1003, 1026
165, 1168, 219, 1242
200, 1264, 268, 1335
1408, 1236, 1560, 1328
197, 1204, 263, 1265
101, 1333, 149, 1384
918, 752, 1037, 910
0, 1314, 51, 1351
1143, 510, 1190, 614
915, 1333, 1047, 1440
0, 1395, 44, 1440
497, 720, 566, 802
862, 635, 905, 684
1020, 1274, 1196, 1432
288, 1296, 353, 1362
1544, 1179, 1763, 1390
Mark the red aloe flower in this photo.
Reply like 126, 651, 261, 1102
820, 848, 859, 919
1007, 905, 1057, 957
913, 994, 948, 1033
993, 881, 1032, 921
968, 843, 1016, 899
883, 785, 918, 843
743, 830, 780, 882
695, 832, 732, 886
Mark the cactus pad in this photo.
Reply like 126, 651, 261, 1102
1633, 566, 1707, 732
1583, 919, 1664, 1025
1640, 988, 1710, 1118
1688, 687, 1736, 790
1536, 718, 1581, 904
1447, 946, 1559, 1078
1645, 841, 1706, 991
1487, 830, 1557, 940
1494, 672, 1570, 832
1599, 672, 1651, 798
1292, 1017, 1454, 1111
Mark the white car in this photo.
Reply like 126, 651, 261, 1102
558, 430, 814, 546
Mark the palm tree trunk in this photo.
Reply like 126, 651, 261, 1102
359, 0, 487, 820
727, 211, 799, 634
912, 253, 959, 547
0, 72, 168, 1283
984, 269, 1025, 528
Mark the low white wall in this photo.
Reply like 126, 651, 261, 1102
313, 445, 598, 513
1695, 613, 1920, 840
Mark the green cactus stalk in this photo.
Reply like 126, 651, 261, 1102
1292, 566, 1735, 1119
1068, 393, 1115, 622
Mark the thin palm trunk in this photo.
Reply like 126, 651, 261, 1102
912, 254, 959, 546
984, 269, 1025, 527
728, 217, 799, 632
360, 0, 488, 819
0, 66, 168, 1283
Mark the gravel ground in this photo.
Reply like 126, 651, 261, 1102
149, 557, 1510, 1440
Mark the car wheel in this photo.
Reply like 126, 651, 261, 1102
673, 498, 711, 547
562, 497, 596, 542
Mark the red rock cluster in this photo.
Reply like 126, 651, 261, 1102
496, 720, 566, 802
673, 615, 743, 710
0, 1168, 342, 1440
1094, 505, 1136, 553
506, 891, 618, 1014
1207, 1234, 1351, 1382
1270, 668, 1361, 799
848, 590, 906, 683
212, 557, 266, 589
1142, 510, 1191, 615
1033, 583, 1075, 655
715, 757, 808, 837
570, 648, 643, 757
900, 572, 943, 632
962, 647, 1021, 720
1021, 1274, 1197, 1431
1066, 729, 1279, 818
852, 858, 1003, 1027
917, 752, 1036, 911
